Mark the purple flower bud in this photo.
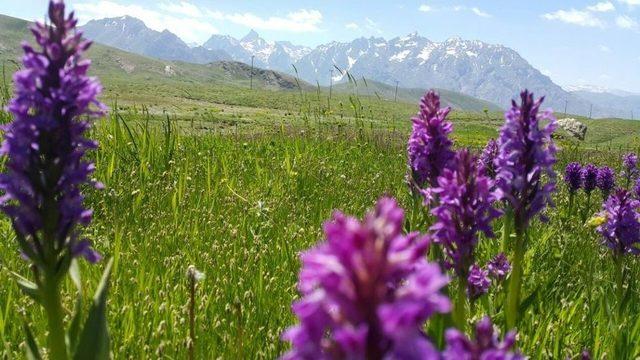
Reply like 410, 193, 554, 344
430, 149, 502, 278
596, 166, 615, 197
495, 90, 557, 232
596, 189, 640, 256
407, 90, 455, 190
581, 164, 598, 194
623, 153, 638, 174
0, 0, 104, 265
281, 198, 451, 359
634, 178, 640, 199
443, 316, 524, 360
479, 138, 499, 178
487, 252, 511, 281
467, 264, 491, 300
564, 162, 582, 193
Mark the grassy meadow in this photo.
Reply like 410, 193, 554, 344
2, 43, 640, 358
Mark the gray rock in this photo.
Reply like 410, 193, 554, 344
557, 118, 587, 140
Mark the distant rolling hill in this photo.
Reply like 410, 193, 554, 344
332, 79, 502, 112
0, 14, 309, 93
570, 90, 640, 120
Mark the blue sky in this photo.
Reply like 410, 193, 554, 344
3, 0, 640, 92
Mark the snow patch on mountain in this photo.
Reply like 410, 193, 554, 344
204, 30, 311, 70
390, 50, 410, 62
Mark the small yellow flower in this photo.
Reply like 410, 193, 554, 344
586, 214, 607, 228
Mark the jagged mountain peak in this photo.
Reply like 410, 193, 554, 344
89, 16, 144, 27
204, 30, 310, 70
241, 29, 261, 42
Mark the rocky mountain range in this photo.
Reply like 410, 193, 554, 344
203, 30, 311, 71
80, 16, 230, 64
79, 16, 639, 119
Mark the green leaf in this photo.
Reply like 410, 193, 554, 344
11, 272, 41, 304
22, 321, 42, 360
519, 286, 539, 314
69, 259, 82, 293
73, 259, 113, 360
67, 259, 83, 353
67, 293, 83, 354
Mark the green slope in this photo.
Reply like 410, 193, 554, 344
332, 78, 502, 111
0, 14, 309, 93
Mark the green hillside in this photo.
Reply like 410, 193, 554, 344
333, 78, 502, 112
0, 15, 308, 92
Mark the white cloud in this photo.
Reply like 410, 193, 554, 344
224, 9, 322, 32
73, 0, 220, 43
618, 0, 640, 6
345, 23, 360, 30
157, 1, 207, 18
451, 5, 491, 17
73, 0, 324, 44
364, 17, 383, 34
616, 15, 638, 29
542, 9, 605, 28
471, 7, 492, 18
599, 44, 611, 52
419, 4, 432, 12
343, 18, 382, 34
587, 1, 615, 12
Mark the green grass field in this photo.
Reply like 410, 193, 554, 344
3, 12, 640, 359
0, 82, 639, 358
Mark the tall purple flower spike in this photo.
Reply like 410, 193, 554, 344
487, 252, 511, 281
581, 164, 598, 195
495, 90, 557, 232
596, 166, 615, 198
467, 264, 491, 300
634, 178, 640, 199
407, 90, 455, 191
431, 149, 502, 278
479, 138, 499, 179
564, 162, 582, 193
596, 189, 640, 256
622, 153, 638, 180
1, 0, 104, 265
443, 316, 523, 360
281, 198, 451, 360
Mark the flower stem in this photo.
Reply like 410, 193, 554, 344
567, 192, 575, 220
501, 208, 513, 253
188, 272, 196, 360
587, 253, 594, 346
505, 230, 525, 330
453, 278, 467, 332
581, 192, 591, 223
615, 255, 625, 315
42, 276, 68, 360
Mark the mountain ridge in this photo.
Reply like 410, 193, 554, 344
4, 13, 638, 118
0, 14, 498, 112
80, 16, 231, 64
85, 18, 629, 117
0, 14, 310, 93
